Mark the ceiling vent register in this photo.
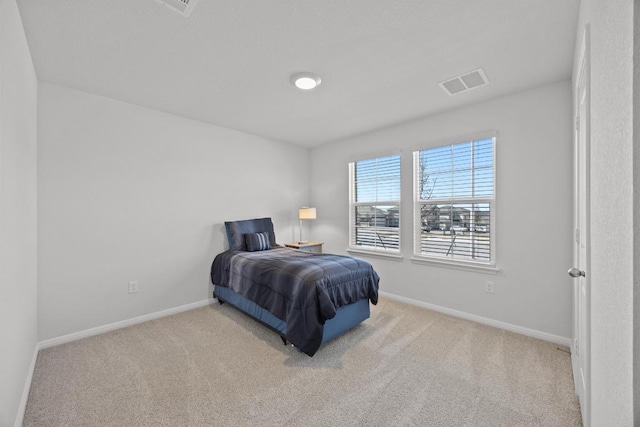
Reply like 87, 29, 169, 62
439, 68, 489, 96
152, 0, 198, 17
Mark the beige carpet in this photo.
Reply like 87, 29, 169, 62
23, 297, 582, 426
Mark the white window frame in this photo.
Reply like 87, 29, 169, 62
348, 154, 402, 258
412, 133, 498, 273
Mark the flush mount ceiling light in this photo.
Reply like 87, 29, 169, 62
290, 72, 322, 90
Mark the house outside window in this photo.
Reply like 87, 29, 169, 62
348, 154, 401, 254
413, 134, 495, 268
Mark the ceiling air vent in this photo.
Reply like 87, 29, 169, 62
439, 68, 489, 96
152, 0, 198, 17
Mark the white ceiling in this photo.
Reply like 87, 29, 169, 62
17, 0, 580, 147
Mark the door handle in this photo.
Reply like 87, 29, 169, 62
568, 267, 586, 278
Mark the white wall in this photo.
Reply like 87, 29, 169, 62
310, 81, 574, 339
38, 82, 310, 341
573, 1, 635, 425
0, 0, 39, 425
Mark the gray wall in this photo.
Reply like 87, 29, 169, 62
0, 0, 39, 425
309, 81, 574, 340
635, 2, 640, 422
37, 82, 310, 341
573, 0, 635, 425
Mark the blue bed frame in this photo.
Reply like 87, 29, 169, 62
214, 217, 374, 353
213, 285, 371, 347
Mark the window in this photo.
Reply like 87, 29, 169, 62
413, 136, 495, 267
349, 154, 401, 254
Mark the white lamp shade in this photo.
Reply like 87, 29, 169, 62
298, 207, 317, 220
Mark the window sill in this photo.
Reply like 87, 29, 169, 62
347, 248, 404, 261
410, 256, 500, 274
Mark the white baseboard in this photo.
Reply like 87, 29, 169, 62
378, 291, 572, 347
38, 298, 217, 350
14, 344, 39, 427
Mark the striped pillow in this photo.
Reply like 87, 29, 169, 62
245, 232, 272, 252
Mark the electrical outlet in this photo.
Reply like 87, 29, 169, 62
485, 280, 495, 294
128, 280, 139, 294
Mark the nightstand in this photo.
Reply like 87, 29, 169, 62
285, 241, 323, 253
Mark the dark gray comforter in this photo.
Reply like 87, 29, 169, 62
210, 247, 379, 356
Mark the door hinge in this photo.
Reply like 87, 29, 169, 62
575, 115, 580, 131
575, 228, 580, 244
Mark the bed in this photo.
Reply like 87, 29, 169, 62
210, 217, 379, 356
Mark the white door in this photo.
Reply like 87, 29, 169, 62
570, 25, 591, 427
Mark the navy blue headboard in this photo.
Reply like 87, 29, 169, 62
224, 217, 277, 251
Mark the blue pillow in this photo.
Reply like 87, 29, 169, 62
245, 232, 272, 252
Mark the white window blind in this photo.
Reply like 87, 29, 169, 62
349, 154, 401, 253
413, 136, 495, 265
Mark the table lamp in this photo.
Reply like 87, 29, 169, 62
298, 207, 317, 243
